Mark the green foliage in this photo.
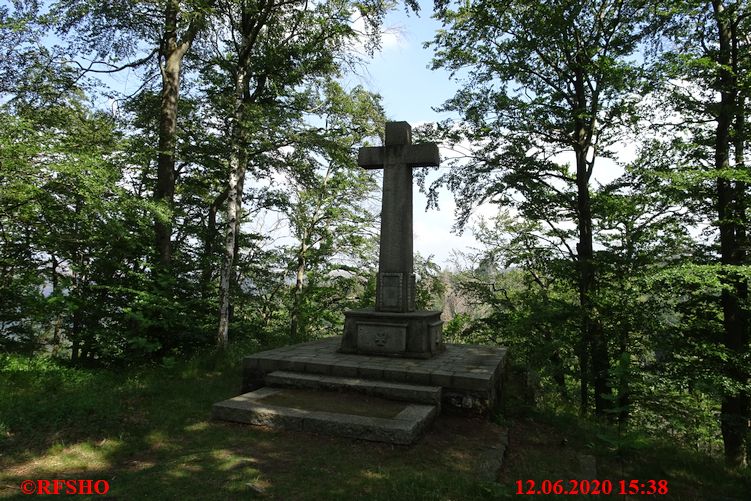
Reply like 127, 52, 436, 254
422, 0, 655, 418
0, 0, 398, 361
418, 0, 750, 464
414, 253, 446, 310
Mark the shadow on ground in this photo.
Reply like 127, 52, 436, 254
0, 357, 509, 500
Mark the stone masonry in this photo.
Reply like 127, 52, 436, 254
340, 121, 444, 358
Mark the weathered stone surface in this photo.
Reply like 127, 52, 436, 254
453, 372, 494, 392
212, 388, 305, 430
337, 121, 457, 360
429, 369, 454, 387
356, 322, 407, 353
302, 412, 414, 445
328, 361, 359, 378
357, 123, 440, 314
357, 365, 385, 380
265, 370, 442, 405
212, 387, 437, 445
242, 336, 508, 416
341, 309, 444, 359
377, 273, 408, 312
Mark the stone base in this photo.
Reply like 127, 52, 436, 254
242, 337, 508, 416
340, 308, 444, 359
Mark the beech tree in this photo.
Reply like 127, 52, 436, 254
648, 0, 750, 469
426, 0, 650, 415
0, 8, 149, 361
209, 0, 390, 347
282, 83, 382, 342
53, 0, 214, 267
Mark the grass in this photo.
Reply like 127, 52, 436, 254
1, 341, 749, 500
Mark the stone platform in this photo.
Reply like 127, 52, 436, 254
213, 387, 437, 445
241, 336, 508, 415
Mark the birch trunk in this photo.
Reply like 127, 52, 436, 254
290, 244, 307, 342
217, 65, 249, 348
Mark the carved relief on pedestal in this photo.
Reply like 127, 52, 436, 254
356, 322, 407, 353
374, 330, 389, 347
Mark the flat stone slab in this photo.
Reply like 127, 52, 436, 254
212, 387, 437, 445
265, 370, 442, 405
243, 337, 508, 415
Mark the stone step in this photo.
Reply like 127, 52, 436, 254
243, 337, 508, 417
265, 370, 442, 406
212, 387, 438, 445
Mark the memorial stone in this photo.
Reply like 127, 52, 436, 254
339, 122, 445, 358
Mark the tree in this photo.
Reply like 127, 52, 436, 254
53, 0, 214, 267
594, 164, 696, 425
444, 213, 581, 402
648, 0, 750, 468
426, 0, 650, 415
281, 83, 383, 342
0, 23, 148, 362
209, 0, 390, 347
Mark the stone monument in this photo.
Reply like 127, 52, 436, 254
214, 121, 509, 443
339, 121, 445, 359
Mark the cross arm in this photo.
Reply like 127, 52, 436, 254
404, 143, 440, 167
358, 146, 384, 169
357, 143, 441, 170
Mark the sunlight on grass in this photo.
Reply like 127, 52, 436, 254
146, 430, 176, 451
361, 468, 386, 480
211, 449, 258, 469
3, 350, 749, 500
5, 439, 120, 477
184, 421, 210, 432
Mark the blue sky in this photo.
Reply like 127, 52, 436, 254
351, 1, 456, 124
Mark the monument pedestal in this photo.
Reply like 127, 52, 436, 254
339, 308, 444, 359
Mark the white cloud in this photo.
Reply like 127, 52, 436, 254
349, 14, 407, 55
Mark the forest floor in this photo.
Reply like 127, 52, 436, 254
1, 340, 749, 500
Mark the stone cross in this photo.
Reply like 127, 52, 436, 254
358, 121, 440, 313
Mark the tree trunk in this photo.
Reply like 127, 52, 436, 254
215, 0, 275, 348
572, 53, 610, 417
550, 350, 568, 400
290, 247, 306, 341
70, 304, 81, 363
201, 188, 229, 298
713, 0, 748, 468
217, 64, 250, 348
575, 146, 604, 416
50, 255, 61, 352
731, 27, 750, 468
578, 332, 590, 415
617, 331, 631, 426
154, 0, 196, 267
